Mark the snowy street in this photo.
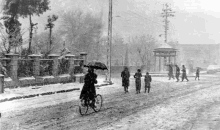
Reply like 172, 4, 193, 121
0, 74, 220, 130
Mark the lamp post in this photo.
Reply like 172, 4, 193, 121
106, 0, 121, 83
107, 0, 113, 84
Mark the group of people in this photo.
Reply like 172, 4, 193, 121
121, 67, 152, 94
79, 65, 200, 107
168, 64, 200, 82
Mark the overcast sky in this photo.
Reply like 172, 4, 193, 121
1, 0, 220, 44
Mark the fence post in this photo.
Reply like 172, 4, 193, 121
48, 54, 59, 77
65, 54, 75, 81
5, 54, 19, 86
0, 74, 4, 93
29, 54, 42, 78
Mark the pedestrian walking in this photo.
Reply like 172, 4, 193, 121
181, 65, 189, 82
175, 65, 180, 82
195, 68, 200, 80
121, 67, 130, 93
144, 72, 152, 93
134, 69, 142, 94
168, 64, 175, 80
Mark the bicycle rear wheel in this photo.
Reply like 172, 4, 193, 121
79, 99, 88, 116
93, 94, 103, 112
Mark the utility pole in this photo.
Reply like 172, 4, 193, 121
161, 3, 175, 43
107, 0, 113, 83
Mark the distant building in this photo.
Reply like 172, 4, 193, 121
177, 44, 220, 69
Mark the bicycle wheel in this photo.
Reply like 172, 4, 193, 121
79, 99, 88, 116
93, 94, 103, 112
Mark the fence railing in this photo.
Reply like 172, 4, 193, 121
74, 59, 84, 74
17, 59, 34, 77
58, 58, 70, 75
40, 59, 53, 76
0, 58, 11, 78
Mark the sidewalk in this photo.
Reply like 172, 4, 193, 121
0, 77, 111, 103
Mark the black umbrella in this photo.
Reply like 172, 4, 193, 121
84, 61, 108, 70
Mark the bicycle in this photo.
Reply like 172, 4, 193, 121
79, 93, 103, 116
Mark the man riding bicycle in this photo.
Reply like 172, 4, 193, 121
79, 67, 98, 108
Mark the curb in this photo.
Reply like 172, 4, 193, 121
0, 83, 112, 103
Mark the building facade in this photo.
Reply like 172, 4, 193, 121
177, 44, 220, 70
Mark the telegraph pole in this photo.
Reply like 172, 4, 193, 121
161, 3, 175, 43
107, 0, 113, 83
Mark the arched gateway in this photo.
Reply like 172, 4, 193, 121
154, 43, 177, 72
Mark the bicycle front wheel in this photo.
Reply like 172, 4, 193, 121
79, 100, 88, 116
93, 94, 103, 112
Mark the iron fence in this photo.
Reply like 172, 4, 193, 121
40, 59, 53, 76
0, 58, 11, 78
74, 59, 84, 74
58, 58, 70, 75
17, 59, 34, 77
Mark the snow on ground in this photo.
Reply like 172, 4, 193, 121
0, 74, 220, 130
99, 84, 220, 130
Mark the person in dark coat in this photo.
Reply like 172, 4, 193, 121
144, 72, 152, 93
168, 64, 175, 80
134, 69, 142, 94
175, 65, 180, 82
80, 67, 97, 107
181, 65, 189, 82
195, 68, 200, 80
121, 67, 130, 93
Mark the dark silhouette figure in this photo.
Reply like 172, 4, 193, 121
121, 67, 130, 93
134, 69, 142, 94
175, 65, 180, 82
144, 72, 152, 93
80, 67, 97, 107
181, 65, 189, 82
168, 64, 175, 80
195, 68, 200, 80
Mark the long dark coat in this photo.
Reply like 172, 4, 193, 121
144, 75, 152, 88
196, 69, 200, 76
80, 72, 97, 100
168, 65, 174, 76
121, 70, 130, 87
134, 72, 142, 90
176, 66, 180, 77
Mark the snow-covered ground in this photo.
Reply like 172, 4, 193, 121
0, 75, 220, 130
